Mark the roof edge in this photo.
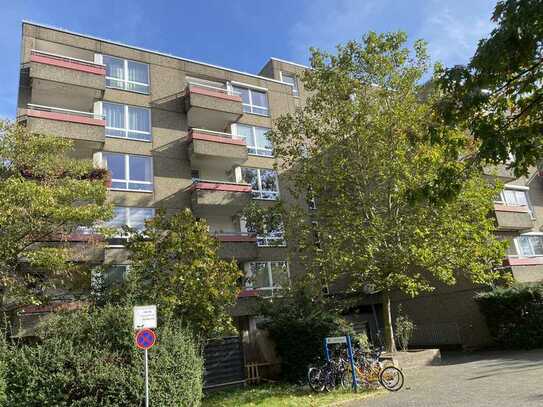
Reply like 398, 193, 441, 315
270, 57, 311, 70
21, 20, 290, 86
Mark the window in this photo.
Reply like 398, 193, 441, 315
233, 124, 273, 156
281, 72, 299, 96
103, 55, 149, 94
246, 215, 286, 247
103, 102, 151, 141
232, 85, 269, 116
311, 220, 321, 248
245, 261, 289, 296
307, 188, 317, 210
516, 234, 543, 257
106, 207, 155, 233
104, 153, 153, 192
241, 168, 279, 200
496, 187, 534, 217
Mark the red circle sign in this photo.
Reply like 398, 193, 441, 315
135, 328, 156, 350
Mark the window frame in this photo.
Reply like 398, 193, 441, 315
232, 123, 273, 157
245, 261, 290, 296
495, 186, 534, 218
280, 71, 299, 96
104, 55, 150, 94
241, 167, 280, 200
103, 102, 152, 142
514, 233, 543, 257
104, 152, 153, 192
106, 206, 155, 234
231, 85, 269, 116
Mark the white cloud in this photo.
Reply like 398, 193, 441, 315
419, 1, 495, 66
288, 0, 381, 62
288, 0, 495, 67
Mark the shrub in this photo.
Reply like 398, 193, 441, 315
395, 305, 415, 351
5, 305, 203, 406
259, 290, 353, 383
476, 283, 543, 349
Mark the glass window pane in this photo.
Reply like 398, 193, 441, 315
250, 262, 270, 288
105, 154, 126, 180
129, 208, 155, 230
128, 107, 150, 132
515, 191, 528, 206
260, 170, 278, 192
104, 265, 128, 286
128, 182, 152, 191
503, 190, 517, 205
234, 87, 250, 104
104, 103, 125, 131
107, 207, 128, 228
104, 56, 124, 80
518, 237, 534, 256
529, 236, 543, 255
129, 156, 152, 182
254, 127, 272, 154
251, 90, 268, 108
235, 124, 254, 148
282, 73, 299, 95
127, 60, 149, 85
270, 262, 289, 288
241, 168, 259, 190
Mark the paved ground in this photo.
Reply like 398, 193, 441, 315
346, 349, 543, 407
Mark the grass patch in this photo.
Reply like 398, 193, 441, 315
202, 384, 379, 407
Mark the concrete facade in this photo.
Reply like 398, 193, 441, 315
15, 22, 543, 351
16, 22, 304, 322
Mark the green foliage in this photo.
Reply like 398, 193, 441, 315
268, 32, 506, 351
0, 120, 112, 307
476, 283, 543, 349
394, 305, 415, 351
259, 289, 353, 383
437, 0, 543, 177
4, 305, 203, 406
123, 209, 241, 337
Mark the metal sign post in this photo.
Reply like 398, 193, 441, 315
323, 335, 358, 391
134, 306, 157, 407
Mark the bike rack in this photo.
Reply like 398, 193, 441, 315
323, 336, 358, 391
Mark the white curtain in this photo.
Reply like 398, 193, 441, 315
104, 103, 125, 129
128, 107, 150, 132
127, 61, 148, 84
104, 56, 124, 80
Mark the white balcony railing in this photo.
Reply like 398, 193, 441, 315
27, 103, 105, 120
31, 49, 105, 68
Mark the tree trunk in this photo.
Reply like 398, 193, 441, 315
382, 290, 397, 353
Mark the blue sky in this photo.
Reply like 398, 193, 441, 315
0, 0, 496, 119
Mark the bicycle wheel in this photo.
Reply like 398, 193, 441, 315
308, 367, 325, 392
323, 367, 336, 392
379, 366, 404, 391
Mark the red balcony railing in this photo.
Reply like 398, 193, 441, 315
186, 81, 242, 103
24, 104, 106, 127
30, 49, 106, 76
188, 128, 246, 146
187, 180, 252, 193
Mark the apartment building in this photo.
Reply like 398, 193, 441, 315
16, 22, 309, 338
15, 22, 543, 350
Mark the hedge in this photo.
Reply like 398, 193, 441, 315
3, 305, 203, 406
476, 283, 543, 349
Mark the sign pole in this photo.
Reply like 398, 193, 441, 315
144, 348, 149, 407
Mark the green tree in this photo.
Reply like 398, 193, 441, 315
124, 209, 241, 337
437, 0, 543, 177
0, 120, 112, 308
268, 32, 506, 351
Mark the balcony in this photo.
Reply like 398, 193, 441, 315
27, 50, 105, 111
188, 128, 248, 167
189, 180, 251, 217
184, 82, 243, 132
504, 257, 543, 283
494, 204, 534, 231
215, 233, 257, 262
20, 104, 105, 150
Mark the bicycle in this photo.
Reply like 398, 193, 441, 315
348, 347, 405, 392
